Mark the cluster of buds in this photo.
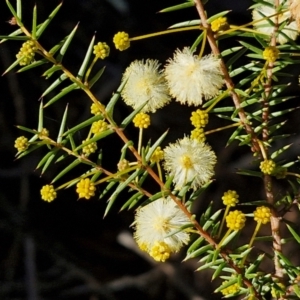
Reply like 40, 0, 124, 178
16, 40, 37, 66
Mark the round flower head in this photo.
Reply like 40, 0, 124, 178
90, 102, 103, 115
14, 136, 29, 152
40, 184, 57, 202
164, 47, 224, 106
260, 159, 276, 175
133, 197, 190, 262
121, 59, 171, 113
82, 139, 98, 156
93, 42, 110, 59
133, 112, 151, 128
211, 17, 229, 32
220, 281, 240, 296
226, 210, 246, 231
164, 137, 216, 190
252, 0, 298, 44
91, 120, 108, 135
150, 146, 164, 163
16, 40, 37, 66
222, 190, 239, 207
38, 128, 49, 139
190, 109, 209, 128
113, 32, 130, 51
254, 206, 272, 224
263, 46, 280, 63
190, 127, 206, 142
76, 178, 96, 200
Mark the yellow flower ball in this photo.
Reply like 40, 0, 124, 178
263, 46, 280, 63
226, 210, 246, 230
113, 31, 130, 51
16, 40, 37, 66
76, 178, 96, 200
220, 281, 240, 296
211, 17, 228, 32
190, 109, 209, 128
91, 120, 108, 134
133, 112, 150, 128
260, 159, 276, 175
190, 128, 206, 143
14, 136, 29, 152
254, 206, 271, 224
149, 241, 172, 262
222, 190, 239, 207
40, 184, 57, 202
93, 42, 110, 59
150, 146, 164, 163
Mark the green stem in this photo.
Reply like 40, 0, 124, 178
205, 122, 241, 136
84, 56, 98, 83
217, 228, 233, 249
129, 26, 201, 41
217, 205, 230, 239
199, 29, 207, 58
204, 89, 230, 112
241, 221, 261, 267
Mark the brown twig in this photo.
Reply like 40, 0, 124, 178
260, 0, 284, 282
193, 0, 261, 154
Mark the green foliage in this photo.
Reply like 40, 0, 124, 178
4, 0, 300, 299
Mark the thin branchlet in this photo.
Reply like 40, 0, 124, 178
262, 0, 284, 281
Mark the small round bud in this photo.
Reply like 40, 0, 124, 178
117, 159, 129, 171
113, 32, 130, 51
16, 40, 37, 66
93, 42, 110, 59
220, 281, 240, 296
82, 139, 98, 156
211, 17, 229, 32
149, 241, 172, 262
253, 206, 271, 224
38, 128, 49, 139
222, 190, 239, 207
76, 178, 96, 199
226, 210, 246, 230
14, 136, 29, 152
91, 120, 108, 134
190, 128, 206, 142
263, 46, 280, 63
133, 112, 150, 128
40, 184, 57, 202
260, 159, 276, 175
190, 109, 209, 128
90, 102, 103, 115
150, 146, 164, 163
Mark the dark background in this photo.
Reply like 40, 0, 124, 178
1, 1, 300, 299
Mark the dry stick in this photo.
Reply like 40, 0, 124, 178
262, 0, 284, 282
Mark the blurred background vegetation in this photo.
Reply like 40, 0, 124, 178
1, 0, 300, 299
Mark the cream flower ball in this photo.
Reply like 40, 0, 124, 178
164, 47, 224, 106
252, 0, 298, 44
163, 137, 217, 190
121, 59, 171, 113
133, 197, 190, 261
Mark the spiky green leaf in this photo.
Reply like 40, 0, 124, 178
51, 159, 81, 183
57, 23, 79, 62
41, 73, 67, 98
44, 83, 78, 107
159, 2, 195, 13
77, 35, 95, 79
36, 3, 63, 39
